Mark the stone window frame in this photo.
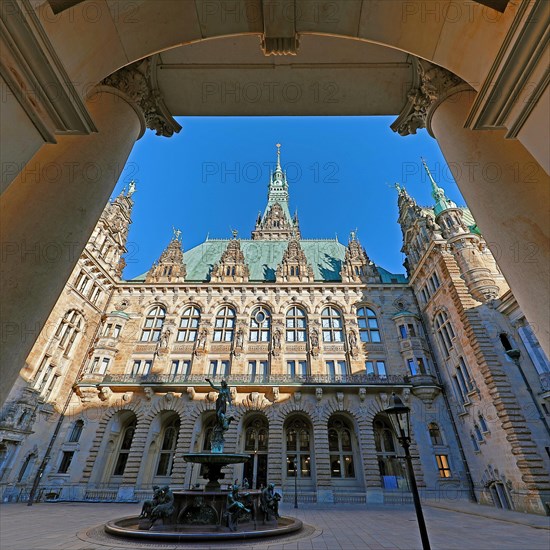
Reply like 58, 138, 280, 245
213, 305, 236, 342
328, 415, 357, 479
155, 414, 181, 478
285, 306, 308, 342
249, 306, 271, 343
356, 305, 381, 343
321, 306, 344, 343
140, 305, 166, 342
177, 305, 201, 342
284, 416, 313, 480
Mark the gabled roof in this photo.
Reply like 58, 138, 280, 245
129, 238, 407, 284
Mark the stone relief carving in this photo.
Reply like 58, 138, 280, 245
101, 57, 181, 138
391, 58, 467, 137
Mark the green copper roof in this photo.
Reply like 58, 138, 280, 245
129, 239, 407, 284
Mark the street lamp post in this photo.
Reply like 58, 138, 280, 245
385, 393, 431, 550
294, 456, 298, 509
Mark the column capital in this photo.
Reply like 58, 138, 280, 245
101, 58, 181, 138
391, 58, 471, 138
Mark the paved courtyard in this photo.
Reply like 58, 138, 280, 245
0, 500, 549, 550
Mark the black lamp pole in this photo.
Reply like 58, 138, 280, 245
294, 456, 298, 509
385, 393, 431, 550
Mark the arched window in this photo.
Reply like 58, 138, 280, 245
356, 307, 381, 343
112, 418, 137, 476
201, 416, 216, 452
321, 307, 343, 343
156, 416, 180, 477
55, 310, 83, 355
18, 452, 37, 482
374, 416, 405, 487
68, 420, 84, 443
249, 307, 271, 342
328, 417, 356, 478
285, 417, 312, 479
140, 306, 166, 342
428, 423, 443, 446
286, 306, 307, 342
243, 416, 269, 489
177, 306, 201, 342
434, 311, 456, 357
489, 481, 512, 509
213, 306, 236, 342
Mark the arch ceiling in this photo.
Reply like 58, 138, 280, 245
35, 0, 517, 104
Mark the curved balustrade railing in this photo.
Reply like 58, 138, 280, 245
99, 373, 406, 385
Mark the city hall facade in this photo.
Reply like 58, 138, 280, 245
1, 149, 549, 514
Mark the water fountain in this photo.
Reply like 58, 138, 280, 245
105, 379, 303, 541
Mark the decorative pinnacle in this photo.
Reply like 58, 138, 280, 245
276, 143, 282, 171
172, 227, 182, 241
231, 228, 238, 240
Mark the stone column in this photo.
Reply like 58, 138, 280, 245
393, 60, 550, 357
0, 59, 180, 405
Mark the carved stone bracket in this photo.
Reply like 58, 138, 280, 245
101, 57, 181, 138
391, 58, 470, 137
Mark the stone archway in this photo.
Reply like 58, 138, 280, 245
1, 0, 548, 406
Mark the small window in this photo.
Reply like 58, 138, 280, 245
177, 306, 201, 342
208, 360, 230, 378
435, 454, 451, 478
213, 306, 236, 342
499, 333, 513, 352
428, 423, 443, 446
141, 306, 166, 342
471, 433, 480, 452
98, 358, 110, 375
478, 414, 489, 433
407, 358, 418, 376
286, 307, 307, 342
103, 324, 113, 337
399, 325, 407, 339
69, 420, 84, 443
357, 307, 381, 343
365, 360, 386, 378
113, 325, 122, 338
58, 451, 75, 474
322, 307, 344, 343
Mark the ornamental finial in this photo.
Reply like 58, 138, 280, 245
172, 227, 182, 241
275, 143, 281, 170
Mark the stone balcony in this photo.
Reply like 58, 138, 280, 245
94, 372, 409, 391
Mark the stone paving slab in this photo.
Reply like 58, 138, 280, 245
0, 501, 549, 550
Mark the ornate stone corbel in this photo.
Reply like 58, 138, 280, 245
391, 58, 469, 137
315, 387, 323, 402
98, 386, 112, 401
186, 387, 196, 400
101, 57, 181, 138
359, 388, 366, 402
294, 391, 302, 403
336, 392, 344, 409
272, 387, 280, 402
143, 386, 155, 400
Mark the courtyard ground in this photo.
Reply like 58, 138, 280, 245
0, 499, 549, 550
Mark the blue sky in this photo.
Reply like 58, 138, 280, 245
114, 116, 465, 279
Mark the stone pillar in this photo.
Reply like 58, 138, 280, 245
312, 419, 333, 503
0, 59, 181, 405
393, 59, 550, 357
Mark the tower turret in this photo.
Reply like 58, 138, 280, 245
422, 159, 499, 302
88, 181, 136, 277
210, 231, 250, 283
146, 228, 187, 283
340, 231, 380, 283
251, 144, 301, 240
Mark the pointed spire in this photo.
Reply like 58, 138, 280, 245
146, 229, 187, 283
251, 143, 300, 240
421, 157, 456, 215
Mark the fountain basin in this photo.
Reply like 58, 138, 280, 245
105, 515, 303, 541
183, 452, 251, 490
